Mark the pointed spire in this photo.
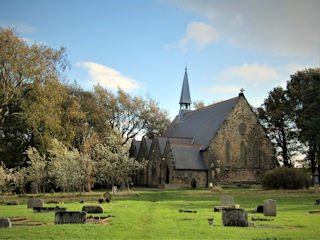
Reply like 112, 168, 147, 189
179, 67, 191, 108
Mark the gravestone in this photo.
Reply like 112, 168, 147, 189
55, 211, 87, 224
0, 218, 11, 228
27, 198, 44, 208
222, 208, 248, 227
264, 199, 276, 216
315, 199, 320, 205
112, 186, 117, 195
82, 205, 104, 213
221, 195, 234, 207
30, 182, 38, 194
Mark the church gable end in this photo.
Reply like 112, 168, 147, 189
206, 94, 277, 185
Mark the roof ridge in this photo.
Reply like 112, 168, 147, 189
170, 143, 201, 147
187, 96, 239, 115
157, 136, 193, 140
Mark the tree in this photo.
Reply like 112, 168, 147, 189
94, 86, 170, 144
192, 100, 205, 109
287, 68, 320, 174
258, 87, 300, 167
94, 130, 144, 188
26, 147, 47, 193
0, 27, 68, 167
48, 139, 94, 194
0, 163, 14, 200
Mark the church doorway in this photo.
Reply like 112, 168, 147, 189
191, 178, 197, 188
165, 166, 170, 184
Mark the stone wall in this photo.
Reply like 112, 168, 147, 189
173, 170, 208, 188
207, 95, 277, 184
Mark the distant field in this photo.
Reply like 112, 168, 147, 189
1, 188, 320, 239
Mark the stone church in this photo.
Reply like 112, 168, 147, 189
130, 68, 278, 188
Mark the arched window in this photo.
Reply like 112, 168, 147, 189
240, 141, 246, 167
254, 141, 260, 168
225, 140, 230, 167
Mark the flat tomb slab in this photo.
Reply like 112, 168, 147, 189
55, 211, 87, 224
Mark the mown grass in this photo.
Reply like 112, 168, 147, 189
1, 188, 320, 239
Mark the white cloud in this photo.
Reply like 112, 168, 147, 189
222, 63, 279, 86
76, 62, 140, 91
169, 0, 320, 57
178, 21, 219, 50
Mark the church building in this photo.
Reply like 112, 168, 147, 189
130, 68, 278, 188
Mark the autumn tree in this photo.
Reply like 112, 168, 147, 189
94, 85, 170, 144
192, 100, 205, 109
287, 68, 320, 174
0, 27, 69, 167
258, 87, 300, 167
48, 139, 94, 194
93, 130, 144, 188
26, 147, 47, 193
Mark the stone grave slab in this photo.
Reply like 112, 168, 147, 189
55, 211, 87, 224
82, 205, 104, 213
33, 206, 67, 213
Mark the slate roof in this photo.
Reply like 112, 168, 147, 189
164, 96, 239, 150
132, 140, 141, 158
157, 136, 194, 155
170, 143, 207, 170
179, 68, 191, 105
145, 138, 152, 153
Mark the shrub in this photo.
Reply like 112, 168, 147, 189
262, 167, 311, 189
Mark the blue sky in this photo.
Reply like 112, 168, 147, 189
1, 0, 319, 119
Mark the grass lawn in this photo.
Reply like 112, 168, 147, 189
1, 188, 320, 239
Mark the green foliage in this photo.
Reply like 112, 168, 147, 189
192, 100, 205, 109
258, 87, 301, 167
26, 147, 47, 193
262, 167, 311, 189
93, 130, 144, 187
48, 139, 94, 193
94, 85, 170, 144
287, 68, 320, 174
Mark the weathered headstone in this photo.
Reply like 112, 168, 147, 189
315, 199, 320, 205
222, 208, 248, 227
264, 199, 276, 216
112, 186, 117, 195
82, 205, 104, 213
0, 218, 11, 228
27, 198, 44, 208
55, 211, 87, 224
221, 195, 234, 207
30, 182, 38, 194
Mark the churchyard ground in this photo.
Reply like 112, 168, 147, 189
1, 188, 320, 239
